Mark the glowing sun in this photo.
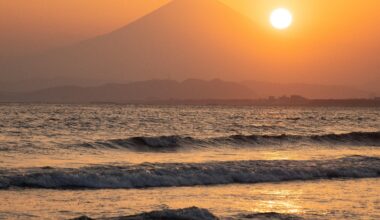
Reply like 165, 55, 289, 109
270, 8, 293, 30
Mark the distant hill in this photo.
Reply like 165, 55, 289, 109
0, 78, 373, 103
1, 0, 378, 94
0, 78, 371, 100
2, 0, 262, 82
0, 79, 256, 103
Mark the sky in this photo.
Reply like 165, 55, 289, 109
1, 0, 379, 57
0, 0, 169, 56
0, 0, 379, 91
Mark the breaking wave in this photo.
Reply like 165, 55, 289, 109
71, 207, 303, 220
0, 156, 379, 189
72, 207, 218, 220
79, 131, 380, 151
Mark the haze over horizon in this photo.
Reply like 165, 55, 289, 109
0, 0, 379, 95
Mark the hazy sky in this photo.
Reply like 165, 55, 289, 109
1, 0, 379, 56
0, 0, 169, 56
0, 0, 379, 91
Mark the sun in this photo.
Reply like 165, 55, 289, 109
270, 8, 293, 30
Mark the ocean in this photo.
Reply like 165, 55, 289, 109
0, 104, 379, 219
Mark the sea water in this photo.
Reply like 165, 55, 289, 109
0, 104, 379, 219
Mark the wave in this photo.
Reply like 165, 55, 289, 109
0, 156, 379, 189
80, 131, 380, 151
238, 212, 303, 220
73, 207, 218, 220
89, 135, 202, 151
71, 207, 303, 220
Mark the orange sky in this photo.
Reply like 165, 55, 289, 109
0, 0, 379, 90
1, 0, 379, 56
0, 0, 169, 56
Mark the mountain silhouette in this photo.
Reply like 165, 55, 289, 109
1, 0, 378, 96
5, 0, 261, 82
0, 78, 372, 103
0, 79, 256, 103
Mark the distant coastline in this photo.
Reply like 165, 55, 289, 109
122, 97, 380, 107
1, 97, 380, 107
0, 79, 376, 105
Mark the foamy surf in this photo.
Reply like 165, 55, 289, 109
0, 156, 378, 189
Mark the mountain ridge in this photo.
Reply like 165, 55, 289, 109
0, 79, 372, 103
1, 0, 378, 94
0, 79, 256, 103
1, 0, 262, 82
